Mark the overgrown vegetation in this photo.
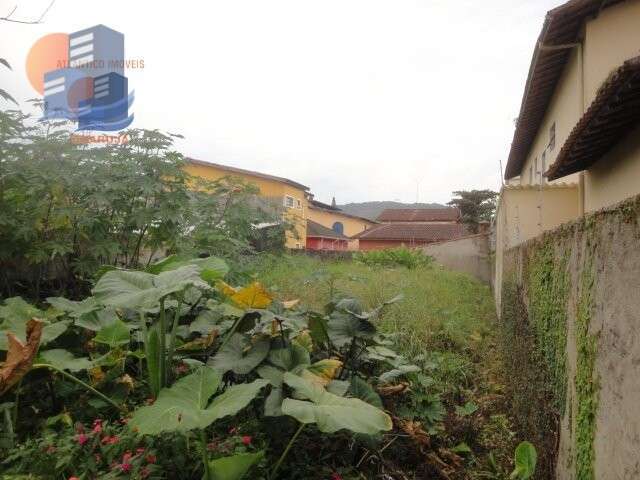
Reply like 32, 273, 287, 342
574, 253, 598, 480
0, 110, 287, 300
253, 255, 532, 479
353, 246, 433, 269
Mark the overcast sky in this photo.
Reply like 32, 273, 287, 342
1, 0, 560, 204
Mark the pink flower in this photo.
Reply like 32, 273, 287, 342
241, 435, 252, 446
102, 435, 120, 445
92, 419, 103, 433
122, 451, 133, 463
76, 433, 89, 446
69, 477, 80, 480
331, 473, 342, 480
120, 462, 132, 473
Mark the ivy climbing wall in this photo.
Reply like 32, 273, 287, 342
497, 194, 640, 480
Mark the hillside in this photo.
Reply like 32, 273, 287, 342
337, 201, 446, 221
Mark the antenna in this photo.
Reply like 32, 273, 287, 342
499, 160, 505, 187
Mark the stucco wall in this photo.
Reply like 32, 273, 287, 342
584, 124, 640, 212
494, 185, 580, 314
583, 0, 640, 105
307, 207, 375, 250
422, 234, 491, 283
496, 193, 640, 480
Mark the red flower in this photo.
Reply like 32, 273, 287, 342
228, 426, 238, 434
122, 451, 133, 463
145, 454, 157, 464
241, 435, 252, 446
76, 433, 89, 446
92, 419, 103, 434
331, 473, 342, 480
101, 435, 120, 445
120, 462, 132, 473
69, 477, 80, 480
136, 447, 146, 455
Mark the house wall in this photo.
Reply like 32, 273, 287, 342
184, 162, 308, 249
307, 207, 375, 250
584, 125, 640, 212
518, 0, 640, 204
497, 194, 640, 480
583, 0, 640, 105
422, 234, 491, 283
519, 46, 582, 188
306, 237, 348, 251
494, 185, 580, 311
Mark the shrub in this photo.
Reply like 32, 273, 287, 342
354, 246, 433, 269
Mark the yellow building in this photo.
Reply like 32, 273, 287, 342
184, 159, 309, 249
306, 198, 377, 250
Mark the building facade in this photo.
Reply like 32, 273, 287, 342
306, 199, 377, 250
184, 159, 309, 249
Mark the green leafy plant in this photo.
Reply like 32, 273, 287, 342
354, 246, 433, 269
129, 366, 267, 480
510, 441, 537, 479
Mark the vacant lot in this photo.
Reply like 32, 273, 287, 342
252, 254, 521, 479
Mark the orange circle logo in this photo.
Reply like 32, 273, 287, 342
25, 33, 69, 94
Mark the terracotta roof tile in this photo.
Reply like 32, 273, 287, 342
353, 222, 467, 241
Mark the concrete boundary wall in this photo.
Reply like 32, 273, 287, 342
497, 194, 640, 479
422, 233, 491, 283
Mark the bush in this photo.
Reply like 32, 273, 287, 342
0, 110, 285, 299
354, 246, 433, 269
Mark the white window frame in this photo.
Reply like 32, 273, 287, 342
284, 195, 295, 208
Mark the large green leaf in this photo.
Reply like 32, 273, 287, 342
39, 349, 93, 372
208, 451, 264, 480
92, 266, 210, 309
208, 334, 270, 375
326, 312, 376, 348
257, 365, 285, 416
129, 367, 267, 435
46, 296, 99, 317
349, 376, 383, 409
267, 344, 310, 371
75, 309, 119, 331
93, 318, 131, 347
0, 297, 69, 350
148, 255, 229, 283
281, 373, 392, 435
510, 441, 537, 479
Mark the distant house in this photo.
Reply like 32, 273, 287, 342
376, 207, 460, 223
305, 219, 349, 251
184, 159, 309, 249
306, 197, 377, 250
353, 222, 467, 251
